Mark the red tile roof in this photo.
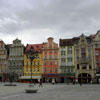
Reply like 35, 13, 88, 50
25, 44, 42, 53
90, 34, 96, 39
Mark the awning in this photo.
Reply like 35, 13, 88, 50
19, 76, 41, 79
96, 74, 100, 76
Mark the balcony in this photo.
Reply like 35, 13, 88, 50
61, 62, 66, 66
79, 58, 89, 64
67, 54, 73, 58
67, 62, 73, 66
61, 55, 66, 58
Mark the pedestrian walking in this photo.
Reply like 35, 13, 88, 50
52, 79, 55, 85
80, 81, 82, 86
33, 80, 36, 85
90, 80, 93, 84
39, 79, 43, 87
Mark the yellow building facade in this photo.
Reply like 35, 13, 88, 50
21, 44, 42, 82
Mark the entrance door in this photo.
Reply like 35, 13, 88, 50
78, 73, 91, 83
61, 77, 65, 83
0, 76, 2, 82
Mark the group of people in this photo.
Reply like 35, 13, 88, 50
33, 78, 57, 87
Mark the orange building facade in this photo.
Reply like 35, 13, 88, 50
42, 37, 59, 83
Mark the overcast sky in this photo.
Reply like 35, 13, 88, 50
0, 0, 100, 45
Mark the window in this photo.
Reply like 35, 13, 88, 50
88, 56, 91, 61
55, 56, 57, 59
49, 43, 52, 48
55, 61, 58, 65
44, 68, 47, 72
37, 56, 40, 59
82, 64, 86, 69
49, 50, 52, 54
95, 43, 98, 48
77, 56, 79, 62
64, 69, 66, 73
49, 69, 52, 72
61, 51, 66, 55
81, 39, 84, 42
96, 51, 99, 56
49, 56, 52, 59
77, 64, 79, 69
44, 56, 47, 59
33, 68, 36, 72
88, 48, 91, 53
34, 62, 36, 66
96, 58, 99, 64
76, 49, 79, 54
89, 65, 91, 69
50, 61, 52, 66
68, 50, 72, 54
67, 58, 73, 62
81, 48, 86, 54
55, 68, 57, 72
44, 61, 47, 66
37, 62, 39, 66
26, 67, 28, 72
61, 58, 66, 62
37, 68, 39, 72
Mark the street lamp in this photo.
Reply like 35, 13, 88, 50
25, 46, 38, 93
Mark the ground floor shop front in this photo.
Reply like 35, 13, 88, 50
19, 75, 42, 83
59, 73, 75, 83
0, 73, 9, 82
42, 74, 60, 83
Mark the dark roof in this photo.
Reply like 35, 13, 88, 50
60, 39, 74, 46
6, 44, 11, 49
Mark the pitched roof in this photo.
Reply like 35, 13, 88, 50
25, 44, 42, 53
60, 39, 74, 46
90, 34, 96, 39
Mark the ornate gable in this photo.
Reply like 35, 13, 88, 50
93, 30, 100, 41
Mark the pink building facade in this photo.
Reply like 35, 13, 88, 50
42, 37, 59, 83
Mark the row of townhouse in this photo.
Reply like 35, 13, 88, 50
59, 30, 100, 83
0, 30, 100, 83
21, 37, 59, 83
0, 39, 24, 82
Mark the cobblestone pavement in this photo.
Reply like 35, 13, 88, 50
0, 82, 100, 100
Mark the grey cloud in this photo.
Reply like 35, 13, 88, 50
0, 0, 100, 43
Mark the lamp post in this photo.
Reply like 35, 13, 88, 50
25, 46, 38, 93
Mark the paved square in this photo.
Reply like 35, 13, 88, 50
0, 83, 100, 100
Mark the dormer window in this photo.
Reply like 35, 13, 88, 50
82, 39, 84, 42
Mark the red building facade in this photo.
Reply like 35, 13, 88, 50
95, 48, 100, 83
42, 37, 59, 83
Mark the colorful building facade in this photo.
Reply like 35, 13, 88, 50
21, 44, 42, 83
8, 38, 24, 81
59, 39, 75, 83
73, 34, 95, 83
42, 37, 59, 83
92, 30, 100, 83
0, 40, 8, 82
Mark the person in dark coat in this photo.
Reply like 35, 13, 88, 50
39, 79, 43, 87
